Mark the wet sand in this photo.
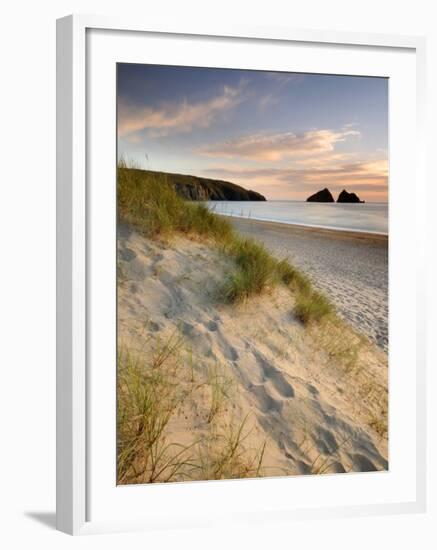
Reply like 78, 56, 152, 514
228, 217, 388, 351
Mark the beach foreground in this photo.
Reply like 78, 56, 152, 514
228, 217, 388, 351
117, 224, 388, 483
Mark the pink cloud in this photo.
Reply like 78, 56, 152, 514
118, 86, 241, 140
203, 158, 388, 201
197, 129, 360, 161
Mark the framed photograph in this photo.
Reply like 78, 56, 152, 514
56, 15, 427, 535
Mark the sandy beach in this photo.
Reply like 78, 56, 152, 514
117, 223, 388, 481
228, 217, 388, 351
115, 64, 390, 483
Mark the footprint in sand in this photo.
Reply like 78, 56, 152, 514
206, 320, 219, 332
315, 427, 338, 455
253, 351, 295, 398
324, 462, 346, 474
179, 320, 195, 337
152, 252, 164, 262
353, 434, 388, 470
129, 282, 139, 294
204, 320, 239, 361
119, 247, 137, 262
295, 461, 311, 475
222, 344, 239, 361
349, 453, 378, 472
148, 320, 161, 332
250, 384, 283, 414
306, 384, 319, 396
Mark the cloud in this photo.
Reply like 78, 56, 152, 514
257, 93, 279, 112
265, 72, 306, 86
204, 160, 387, 184
203, 158, 388, 200
198, 129, 360, 161
118, 86, 242, 140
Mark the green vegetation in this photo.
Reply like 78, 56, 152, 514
118, 161, 333, 324
194, 418, 266, 481
116, 164, 386, 482
206, 364, 234, 423
118, 163, 265, 202
220, 238, 277, 303
117, 344, 191, 484
118, 160, 233, 242
117, 336, 266, 484
220, 238, 327, 311
275, 258, 312, 294
294, 290, 333, 324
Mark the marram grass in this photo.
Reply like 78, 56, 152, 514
117, 339, 266, 484
118, 161, 332, 324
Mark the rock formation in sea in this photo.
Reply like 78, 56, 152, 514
337, 189, 365, 203
306, 188, 335, 202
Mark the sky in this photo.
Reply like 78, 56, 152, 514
117, 64, 388, 202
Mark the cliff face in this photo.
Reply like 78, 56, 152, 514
138, 169, 266, 201
306, 188, 334, 202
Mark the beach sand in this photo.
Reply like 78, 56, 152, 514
117, 223, 388, 481
228, 217, 388, 351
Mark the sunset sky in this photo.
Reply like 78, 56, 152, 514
117, 64, 388, 202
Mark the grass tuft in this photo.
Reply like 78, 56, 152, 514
276, 258, 312, 294
220, 238, 276, 302
207, 364, 234, 423
117, 332, 201, 484
117, 335, 266, 484
294, 290, 333, 324
193, 417, 267, 480
118, 159, 333, 324
118, 159, 233, 243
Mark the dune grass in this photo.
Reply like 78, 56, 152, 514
206, 364, 234, 424
219, 237, 331, 317
117, 343, 191, 484
118, 159, 233, 243
294, 290, 333, 324
220, 238, 277, 302
118, 162, 333, 325
194, 418, 266, 480
117, 164, 387, 477
117, 335, 266, 484
275, 259, 312, 294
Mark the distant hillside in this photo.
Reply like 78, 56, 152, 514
123, 168, 266, 201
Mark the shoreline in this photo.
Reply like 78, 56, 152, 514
228, 216, 388, 351
216, 212, 388, 241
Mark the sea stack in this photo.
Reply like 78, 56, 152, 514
337, 189, 364, 203
306, 188, 334, 202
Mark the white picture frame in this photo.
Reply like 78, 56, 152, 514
56, 14, 427, 535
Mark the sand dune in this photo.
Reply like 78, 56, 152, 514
118, 224, 388, 479
228, 217, 388, 351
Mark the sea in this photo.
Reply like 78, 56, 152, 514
206, 200, 388, 235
